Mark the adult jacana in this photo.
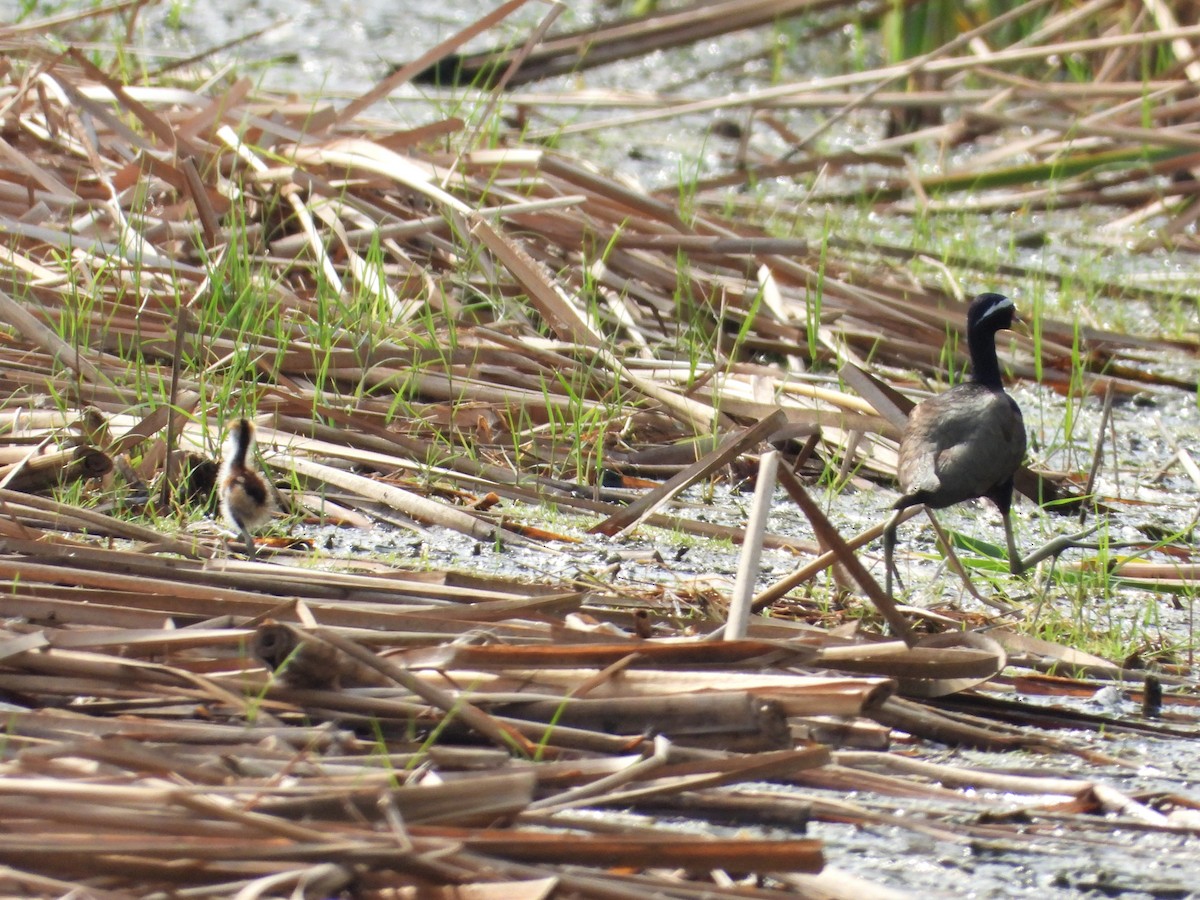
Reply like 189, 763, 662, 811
882, 292, 1090, 597
218, 418, 272, 559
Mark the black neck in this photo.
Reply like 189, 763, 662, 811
968, 325, 1004, 390
231, 421, 252, 468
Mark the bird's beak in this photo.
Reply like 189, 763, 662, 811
1011, 313, 1031, 338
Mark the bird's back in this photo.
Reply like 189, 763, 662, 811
895, 382, 1026, 511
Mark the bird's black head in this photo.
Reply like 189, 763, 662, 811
965, 292, 1018, 389
967, 292, 1017, 334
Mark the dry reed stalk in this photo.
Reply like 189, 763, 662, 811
589, 410, 786, 536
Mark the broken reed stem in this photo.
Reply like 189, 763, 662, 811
776, 468, 916, 646
724, 450, 778, 641
751, 507, 922, 613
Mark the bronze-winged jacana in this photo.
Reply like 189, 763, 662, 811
883, 292, 1092, 598
218, 418, 272, 559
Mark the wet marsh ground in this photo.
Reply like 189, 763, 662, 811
124, 0, 1200, 649
2, 1, 1200, 897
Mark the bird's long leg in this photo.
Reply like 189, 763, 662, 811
1003, 514, 1100, 575
924, 510, 1014, 614
883, 508, 906, 598
241, 525, 257, 561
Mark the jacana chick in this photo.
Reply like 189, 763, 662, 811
883, 292, 1091, 598
218, 418, 272, 560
